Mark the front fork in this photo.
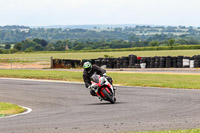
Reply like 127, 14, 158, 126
96, 86, 116, 101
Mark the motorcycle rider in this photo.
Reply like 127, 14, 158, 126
83, 61, 113, 96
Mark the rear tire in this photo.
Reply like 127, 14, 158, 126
102, 88, 115, 104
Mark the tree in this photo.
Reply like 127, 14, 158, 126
14, 42, 22, 50
21, 39, 37, 51
168, 39, 175, 49
25, 47, 34, 52
53, 40, 66, 51
34, 44, 44, 51
5, 44, 11, 49
148, 41, 159, 47
72, 44, 85, 50
128, 35, 139, 42
33, 38, 48, 47
46, 43, 54, 51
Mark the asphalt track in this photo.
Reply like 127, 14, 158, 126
1, 78, 200, 133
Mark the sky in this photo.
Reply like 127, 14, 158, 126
0, 0, 200, 27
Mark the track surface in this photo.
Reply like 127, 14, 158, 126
1, 78, 200, 133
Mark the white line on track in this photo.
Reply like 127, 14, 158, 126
0, 106, 32, 119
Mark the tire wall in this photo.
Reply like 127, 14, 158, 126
52, 55, 200, 68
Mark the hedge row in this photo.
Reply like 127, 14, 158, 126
79, 45, 200, 52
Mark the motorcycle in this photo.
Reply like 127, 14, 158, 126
90, 73, 116, 104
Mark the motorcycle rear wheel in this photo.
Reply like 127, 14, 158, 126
102, 88, 115, 104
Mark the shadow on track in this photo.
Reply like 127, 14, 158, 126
85, 102, 126, 106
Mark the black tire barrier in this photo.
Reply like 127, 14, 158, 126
177, 56, 183, 68
101, 59, 107, 67
166, 56, 172, 68
94, 59, 101, 67
52, 54, 200, 69
159, 57, 166, 68
106, 58, 114, 68
172, 57, 177, 68
150, 57, 155, 68
113, 58, 118, 68
129, 54, 137, 68
90, 59, 96, 65
154, 56, 160, 68
194, 55, 200, 68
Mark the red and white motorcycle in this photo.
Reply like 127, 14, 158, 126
90, 73, 116, 104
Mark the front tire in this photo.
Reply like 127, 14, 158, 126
102, 88, 115, 104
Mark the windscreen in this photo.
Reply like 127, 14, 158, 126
90, 73, 100, 83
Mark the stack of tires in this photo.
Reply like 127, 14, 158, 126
120, 58, 124, 68
194, 55, 200, 68
94, 59, 101, 67
155, 57, 160, 68
177, 56, 183, 68
116, 58, 121, 68
150, 57, 155, 68
146, 57, 151, 68
100, 59, 107, 68
140, 57, 147, 68
172, 57, 177, 68
122, 57, 129, 68
128, 55, 137, 68
113, 58, 118, 68
106, 58, 114, 68
166, 56, 172, 68
160, 57, 166, 68
80, 55, 200, 69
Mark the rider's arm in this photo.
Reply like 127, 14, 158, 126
93, 65, 106, 76
83, 74, 91, 88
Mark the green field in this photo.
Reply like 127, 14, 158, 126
0, 102, 26, 117
0, 50, 199, 60
0, 69, 200, 89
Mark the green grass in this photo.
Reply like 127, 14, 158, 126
110, 72, 200, 89
0, 49, 199, 60
0, 102, 26, 117
0, 69, 200, 89
131, 128, 200, 133
0, 69, 82, 82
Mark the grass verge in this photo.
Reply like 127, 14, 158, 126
0, 102, 26, 117
0, 50, 200, 60
131, 128, 200, 133
0, 69, 200, 89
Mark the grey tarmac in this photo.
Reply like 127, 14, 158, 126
0, 78, 200, 133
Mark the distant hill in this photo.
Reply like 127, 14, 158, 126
31, 24, 138, 29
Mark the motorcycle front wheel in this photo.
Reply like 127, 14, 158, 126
101, 88, 115, 104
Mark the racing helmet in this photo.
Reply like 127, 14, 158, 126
83, 62, 92, 73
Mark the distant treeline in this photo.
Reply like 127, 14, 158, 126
1, 25, 200, 45
0, 38, 200, 54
